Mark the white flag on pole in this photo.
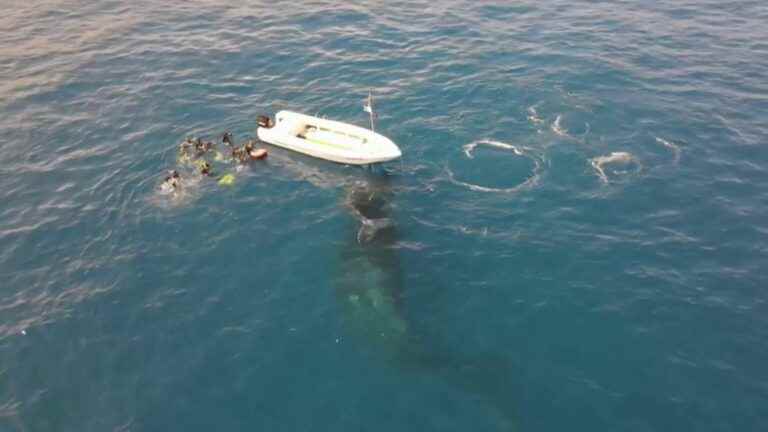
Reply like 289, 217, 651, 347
364, 90, 377, 132
364, 91, 373, 113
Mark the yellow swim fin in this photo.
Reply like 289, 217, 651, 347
218, 174, 235, 186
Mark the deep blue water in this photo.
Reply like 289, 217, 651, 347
2, 1, 768, 431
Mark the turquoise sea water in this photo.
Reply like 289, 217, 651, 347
2, 1, 768, 430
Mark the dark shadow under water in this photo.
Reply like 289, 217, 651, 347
335, 169, 519, 431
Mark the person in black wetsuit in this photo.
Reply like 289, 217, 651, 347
222, 132, 233, 146
194, 138, 214, 156
162, 170, 181, 190
199, 161, 212, 176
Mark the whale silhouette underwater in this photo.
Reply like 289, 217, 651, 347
333, 170, 521, 431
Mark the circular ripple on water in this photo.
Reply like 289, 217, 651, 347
447, 139, 545, 193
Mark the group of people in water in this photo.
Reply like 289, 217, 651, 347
161, 132, 268, 192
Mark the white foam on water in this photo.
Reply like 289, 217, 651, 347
159, 182, 176, 194
655, 137, 681, 164
527, 105, 545, 125
551, 115, 568, 136
589, 151, 641, 184
451, 140, 544, 193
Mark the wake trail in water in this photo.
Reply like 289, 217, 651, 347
655, 137, 681, 164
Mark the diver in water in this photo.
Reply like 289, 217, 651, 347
199, 161, 212, 176
232, 139, 267, 162
233, 144, 250, 163
179, 137, 194, 156
222, 131, 234, 147
162, 170, 181, 191
241, 141, 255, 162
247, 139, 268, 160
221, 132, 266, 162
224, 132, 247, 162
245, 140, 268, 160
231, 146, 246, 163
194, 138, 214, 156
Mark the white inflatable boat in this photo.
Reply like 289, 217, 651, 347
256, 94, 401, 165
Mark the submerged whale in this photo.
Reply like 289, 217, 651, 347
336, 173, 409, 359
268, 151, 521, 427
334, 171, 520, 430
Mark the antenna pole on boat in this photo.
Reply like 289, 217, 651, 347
364, 89, 376, 133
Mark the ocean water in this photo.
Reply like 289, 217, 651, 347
2, 1, 768, 430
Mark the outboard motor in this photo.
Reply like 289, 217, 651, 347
257, 115, 274, 128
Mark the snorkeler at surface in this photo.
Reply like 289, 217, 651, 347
245, 139, 268, 160
230, 139, 267, 162
220, 132, 266, 162
224, 132, 247, 162
231, 146, 245, 162
194, 138, 214, 156
222, 131, 233, 146
199, 161, 212, 176
179, 137, 194, 155
161, 170, 181, 191
236, 146, 252, 163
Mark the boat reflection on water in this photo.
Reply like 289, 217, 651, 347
334, 169, 519, 431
